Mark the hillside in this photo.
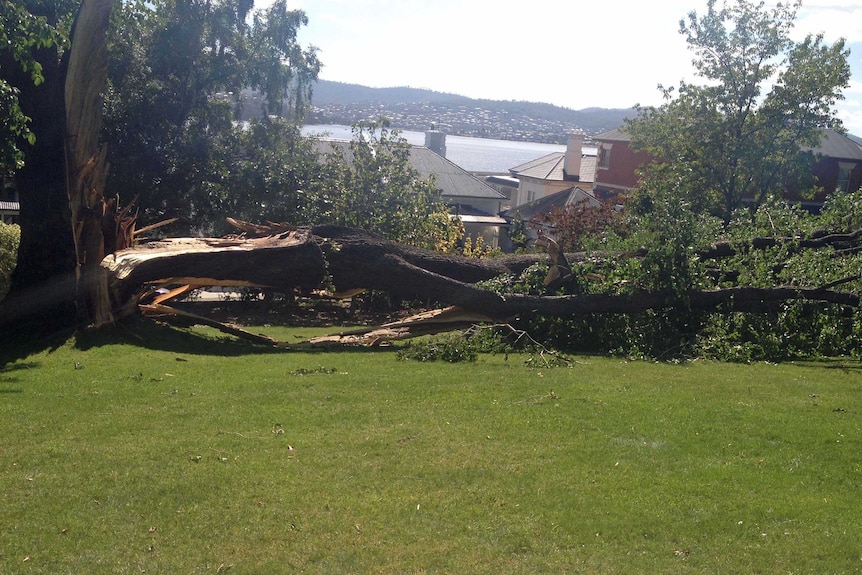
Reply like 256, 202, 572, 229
305, 80, 634, 144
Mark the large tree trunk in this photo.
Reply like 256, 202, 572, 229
102, 225, 539, 314
102, 224, 860, 333
64, 0, 114, 327
0, 0, 115, 337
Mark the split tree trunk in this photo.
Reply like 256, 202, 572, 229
102, 224, 860, 326
64, 0, 115, 326
0, 0, 116, 336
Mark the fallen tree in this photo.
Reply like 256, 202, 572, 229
99, 221, 862, 347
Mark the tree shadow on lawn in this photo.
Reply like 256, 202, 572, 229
73, 315, 398, 358
786, 357, 862, 372
0, 296, 429, 361
0, 324, 76, 366
0, 361, 41, 391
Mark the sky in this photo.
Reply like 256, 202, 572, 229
282, 0, 862, 136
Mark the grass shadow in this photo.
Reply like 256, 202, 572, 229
73, 316, 401, 358
0, 327, 75, 366
0, 361, 41, 373
788, 357, 862, 372
0, 361, 41, 390
74, 316, 285, 356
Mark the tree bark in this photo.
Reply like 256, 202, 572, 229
0, 0, 116, 336
699, 228, 862, 259
65, 0, 114, 327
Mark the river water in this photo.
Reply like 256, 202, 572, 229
302, 124, 565, 173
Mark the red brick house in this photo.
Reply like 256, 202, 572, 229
591, 126, 862, 210
591, 128, 651, 200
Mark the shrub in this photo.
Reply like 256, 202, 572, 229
397, 335, 478, 363
0, 222, 19, 300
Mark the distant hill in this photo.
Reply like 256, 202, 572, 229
310, 82, 462, 106
304, 80, 862, 145
307, 80, 634, 144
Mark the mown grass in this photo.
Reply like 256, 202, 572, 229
2, 319, 862, 574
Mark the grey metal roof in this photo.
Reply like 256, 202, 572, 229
486, 175, 520, 187
579, 155, 597, 183
509, 152, 566, 180
311, 138, 505, 201
509, 151, 597, 183
407, 146, 505, 200
500, 186, 599, 220
459, 214, 508, 225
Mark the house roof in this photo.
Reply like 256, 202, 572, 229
500, 186, 599, 221
485, 175, 520, 188
407, 146, 505, 200
509, 152, 597, 183
579, 156, 597, 182
809, 128, 862, 161
312, 138, 505, 201
509, 152, 565, 180
458, 214, 509, 225
595, 126, 862, 162
593, 127, 632, 142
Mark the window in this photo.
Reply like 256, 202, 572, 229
598, 145, 612, 170
836, 162, 854, 194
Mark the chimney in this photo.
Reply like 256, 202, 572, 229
425, 127, 447, 158
563, 130, 585, 181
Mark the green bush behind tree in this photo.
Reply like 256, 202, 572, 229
0, 222, 20, 300
522, 188, 862, 361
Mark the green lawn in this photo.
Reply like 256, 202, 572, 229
2, 320, 862, 574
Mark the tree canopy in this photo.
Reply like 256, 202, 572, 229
308, 119, 463, 252
102, 0, 321, 232
625, 0, 850, 222
0, 0, 326, 331
0, 0, 68, 172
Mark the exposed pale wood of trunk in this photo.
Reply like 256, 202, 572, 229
64, 0, 115, 326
